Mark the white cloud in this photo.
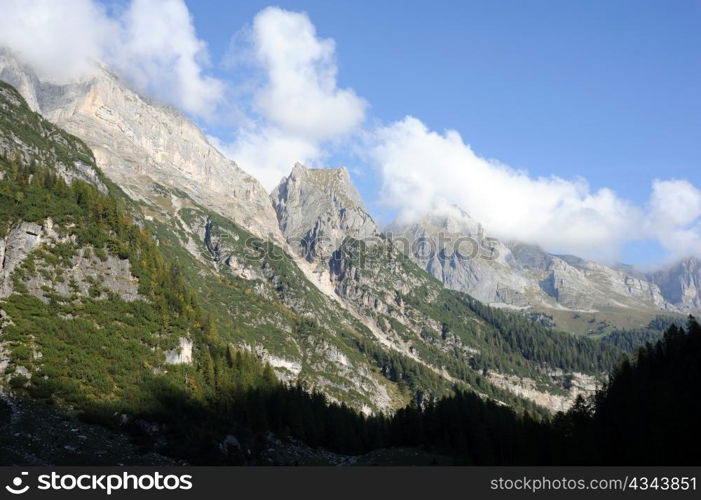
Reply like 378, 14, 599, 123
0, 0, 116, 81
216, 7, 367, 190
209, 129, 320, 190
3, 2, 698, 263
250, 7, 366, 141
646, 180, 701, 259
112, 0, 224, 118
0, 0, 223, 118
371, 116, 701, 262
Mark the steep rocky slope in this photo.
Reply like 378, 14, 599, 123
648, 257, 701, 313
0, 79, 207, 422
272, 165, 622, 412
388, 206, 685, 334
0, 48, 280, 242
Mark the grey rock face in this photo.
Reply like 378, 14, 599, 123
0, 49, 281, 242
25, 250, 142, 303
164, 338, 194, 365
649, 257, 701, 312
0, 222, 45, 297
271, 163, 378, 261
387, 206, 531, 307
390, 207, 675, 315
0, 219, 142, 302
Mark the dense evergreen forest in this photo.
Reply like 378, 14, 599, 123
600, 316, 683, 352
554, 317, 701, 465
46, 316, 701, 464
383, 317, 701, 465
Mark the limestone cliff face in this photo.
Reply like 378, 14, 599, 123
389, 206, 676, 323
649, 257, 701, 312
387, 206, 531, 308
0, 49, 281, 242
271, 163, 378, 261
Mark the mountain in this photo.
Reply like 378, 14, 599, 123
0, 50, 623, 415
272, 165, 625, 412
388, 206, 686, 334
0, 78, 279, 462
0, 78, 442, 464
0, 50, 415, 413
0, 48, 280, 242
648, 257, 701, 313
0, 42, 697, 466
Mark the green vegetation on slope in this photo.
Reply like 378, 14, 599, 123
338, 237, 622, 389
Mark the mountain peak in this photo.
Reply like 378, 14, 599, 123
280, 164, 365, 211
291, 161, 308, 176
0, 49, 282, 241
422, 204, 483, 236
272, 164, 377, 261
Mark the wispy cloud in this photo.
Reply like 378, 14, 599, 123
369, 116, 701, 262
0, 0, 224, 118
215, 7, 367, 190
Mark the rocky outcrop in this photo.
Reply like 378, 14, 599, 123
0, 219, 142, 302
649, 257, 701, 312
272, 163, 378, 261
1, 222, 50, 297
389, 206, 678, 320
0, 48, 281, 243
488, 371, 599, 413
164, 338, 193, 365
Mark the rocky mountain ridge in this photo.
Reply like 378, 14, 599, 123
271, 164, 619, 412
0, 50, 654, 414
388, 206, 691, 333
0, 48, 281, 243
648, 257, 701, 312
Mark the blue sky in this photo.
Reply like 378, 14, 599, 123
3, 0, 700, 266
192, 1, 700, 193
187, 0, 701, 265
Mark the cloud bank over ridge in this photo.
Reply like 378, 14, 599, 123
370, 116, 701, 262
214, 7, 367, 190
0, 0, 698, 264
0, 0, 224, 118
